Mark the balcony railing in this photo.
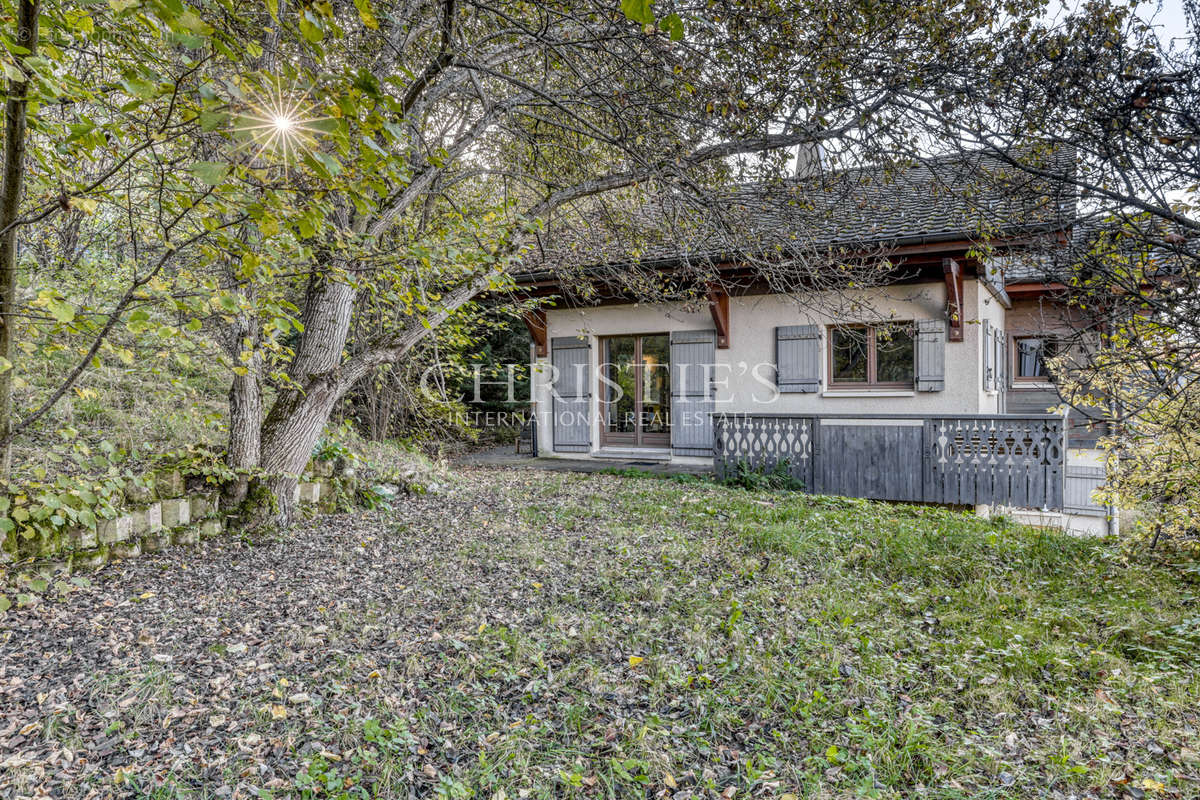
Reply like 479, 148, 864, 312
713, 413, 1065, 509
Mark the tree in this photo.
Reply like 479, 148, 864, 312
0, 0, 40, 476
194, 0, 1063, 524
884, 0, 1199, 547
0, 0, 260, 475
8, 0, 1165, 533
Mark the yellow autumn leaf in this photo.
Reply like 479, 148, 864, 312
113, 766, 135, 785
69, 196, 99, 214
664, 773, 677, 788
269, 704, 288, 720
1139, 778, 1166, 794
628, 656, 644, 668
781, 795, 798, 800
368, 670, 382, 680
477, 622, 487, 633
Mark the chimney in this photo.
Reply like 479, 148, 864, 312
794, 140, 828, 178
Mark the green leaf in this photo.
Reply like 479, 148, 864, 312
306, 118, 340, 134
299, 13, 324, 43
120, 75, 158, 100
67, 121, 96, 141
47, 298, 76, 324
312, 151, 342, 176
353, 0, 379, 29
0, 596, 10, 614
192, 161, 230, 185
661, 12, 684, 41
199, 109, 228, 131
265, 0, 279, 23
620, 0, 654, 25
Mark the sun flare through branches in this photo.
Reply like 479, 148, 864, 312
234, 87, 329, 164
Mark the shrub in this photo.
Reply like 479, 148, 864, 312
722, 459, 805, 492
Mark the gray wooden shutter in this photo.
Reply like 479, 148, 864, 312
915, 319, 945, 392
994, 326, 1008, 410
982, 319, 994, 391
551, 336, 591, 452
671, 330, 716, 456
776, 325, 821, 392
996, 327, 1007, 389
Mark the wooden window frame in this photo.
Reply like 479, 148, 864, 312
826, 323, 916, 390
599, 333, 672, 448
1011, 335, 1061, 384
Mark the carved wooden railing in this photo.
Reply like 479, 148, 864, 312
713, 413, 1065, 509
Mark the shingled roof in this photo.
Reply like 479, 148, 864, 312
521, 148, 1076, 279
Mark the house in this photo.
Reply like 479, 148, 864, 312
513, 152, 1113, 532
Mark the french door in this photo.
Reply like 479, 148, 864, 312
600, 334, 671, 448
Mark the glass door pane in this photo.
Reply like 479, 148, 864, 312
640, 334, 671, 439
603, 337, 636, 436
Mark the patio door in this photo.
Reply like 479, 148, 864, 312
601, 334, 671, 448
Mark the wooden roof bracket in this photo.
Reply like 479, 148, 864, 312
706, 285, 731, 349
523, 308, 548, 357
942, 257, 964, 342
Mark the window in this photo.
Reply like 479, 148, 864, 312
828, 323, 915, 388
1013, 336, 1061, 381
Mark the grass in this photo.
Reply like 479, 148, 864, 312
424, 477, 1197, 797
9, 469, 1200, 798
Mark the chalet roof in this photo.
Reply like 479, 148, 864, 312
999, 217, 1198, 286
520, 148, 1076, 283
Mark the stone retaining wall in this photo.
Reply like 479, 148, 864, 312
2, 473, 337, 574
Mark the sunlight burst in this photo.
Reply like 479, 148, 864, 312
234, 86, 330, 165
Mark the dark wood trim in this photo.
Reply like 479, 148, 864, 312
522, 309, 548, 357
509, 241, 1007, 302
512, 234, 1059, 291
942, 257, 964, 342
1006, 281, 1069, 299
826, 323, 916, 390
706, 285, 730, 349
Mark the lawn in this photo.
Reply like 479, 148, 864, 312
2, 467, 1198, 799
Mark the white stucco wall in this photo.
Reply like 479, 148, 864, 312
975, 279, 1009, 413
532, 278, 997, 457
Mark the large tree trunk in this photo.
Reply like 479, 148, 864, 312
216, 258, 265, 509
247, 267, 356, 525
223, 354, 262, 508
254, 379, 342, 525
241, 267, 491, 528
0, 0, 40, 477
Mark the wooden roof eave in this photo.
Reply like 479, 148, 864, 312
510, 232, 1065, 301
